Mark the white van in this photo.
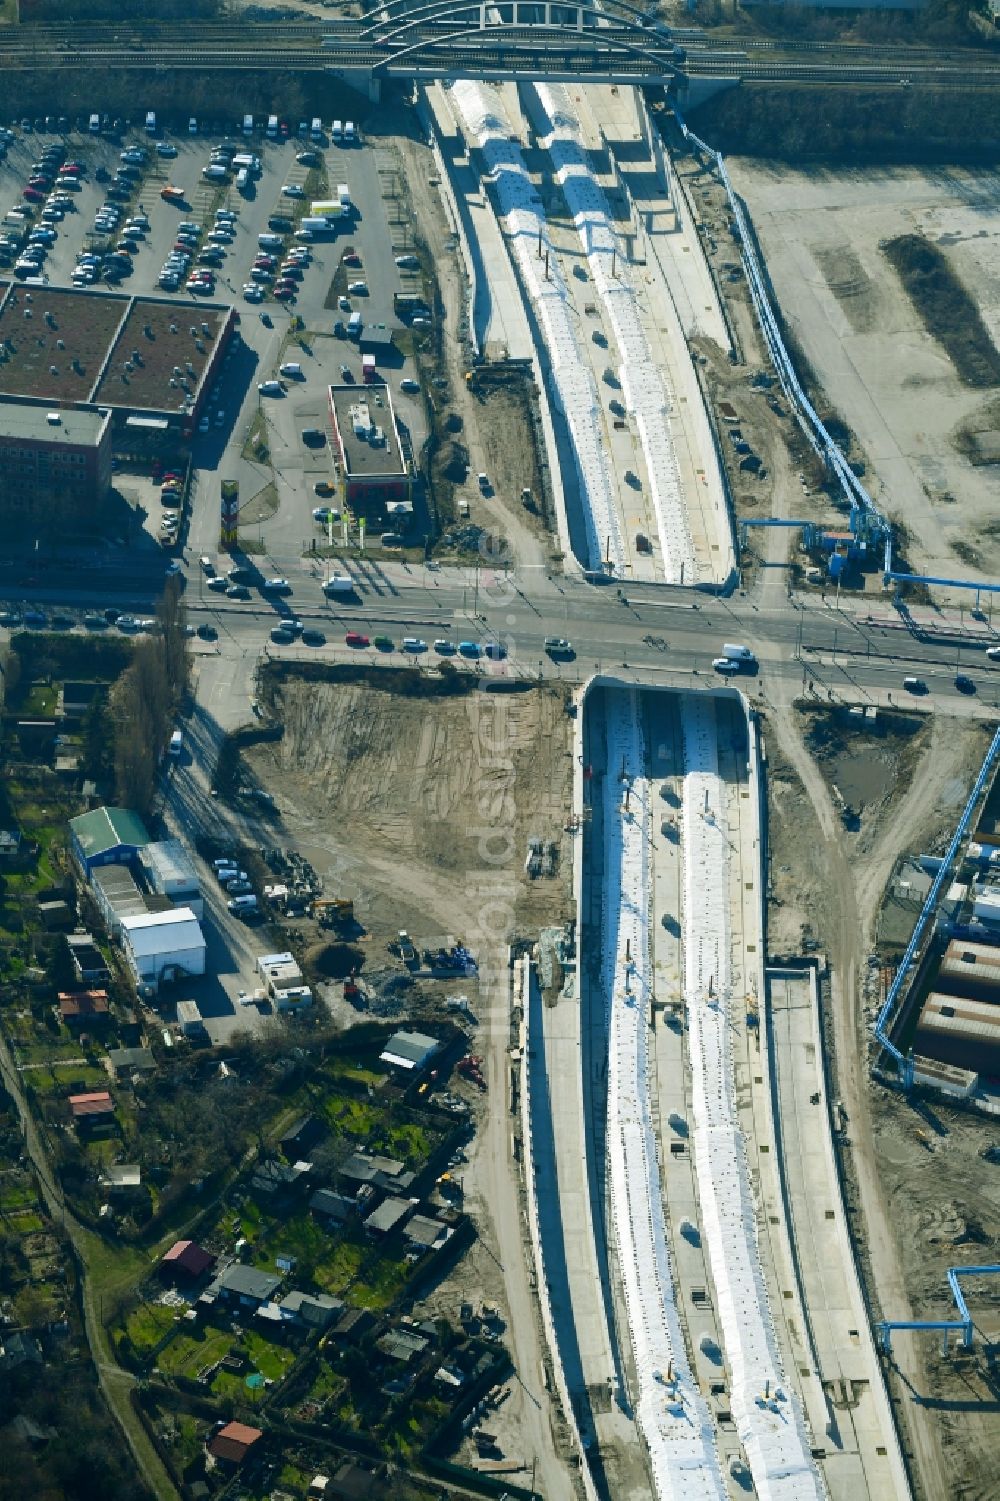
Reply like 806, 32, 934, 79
145, 111, 157, 135
236, 168, 249, 193
279, 361, 303, 378
242, 113, 254, 135
344, 121, 355, 144
267, 114, 278, 138
310, 116, 323, 140
168, 730, 182, 758
258, 232, 283, 249
986, 646, 1000, 661
188, 117, 198, 135
332, 119, 343, 142
228, 894, 258, 913
88, 113, 100, 134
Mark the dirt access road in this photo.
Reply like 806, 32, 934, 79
247, 670, 578, 1499
765, 698, 993, 1501
386, 104, 555, 570
0, 1032, 177, 1501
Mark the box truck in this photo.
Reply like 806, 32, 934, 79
332, 119, 342, 142
310, 116, 323, 140
323, 574, 355, 597
362, 354, 376, 384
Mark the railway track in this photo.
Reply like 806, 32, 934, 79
0, 20, 995, 86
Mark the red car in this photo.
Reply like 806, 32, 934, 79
343, 252, 361, 267
345, 632, 370, 648
273, 286, 294, 301
22, 187, 43, 201
58, 164, 82, 176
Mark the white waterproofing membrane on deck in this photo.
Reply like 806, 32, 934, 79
602, 691, 726, 1501
680, 695, 825, 1501
535, 84, 698, 585
450, 80, 623, 573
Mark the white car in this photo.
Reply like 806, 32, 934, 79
348, 280, 368, 295
262, 577, 291, 593
242, 284, 263, 302
281, 183, 305, 198
400, 377, 419, 393
155, 142, 177, 157
712, 657, 740, 675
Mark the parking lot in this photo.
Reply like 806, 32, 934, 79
0, 117, 430, 597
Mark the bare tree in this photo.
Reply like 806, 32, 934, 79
156, 577, 190, 706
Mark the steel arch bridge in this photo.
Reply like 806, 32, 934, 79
352, 0, 686, 83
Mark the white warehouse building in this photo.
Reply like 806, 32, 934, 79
139, 840, 203, 918
119, 908, 206, 994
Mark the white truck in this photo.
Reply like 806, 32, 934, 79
713, 642, 756, 674
323, 574, 355, 597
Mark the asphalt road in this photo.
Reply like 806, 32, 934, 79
4, 560, 999, 718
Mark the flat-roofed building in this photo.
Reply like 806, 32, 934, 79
938, 938, 1000, 1003
914, 991, 1000, 1076
0, 403, 112, 532
91, 861, 150, 938
140, 839, 202, 918
120, 908, 206, 992
326, 383, 412, 517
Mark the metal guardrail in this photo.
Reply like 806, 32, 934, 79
673, 111, 892, 570
873, 723, 1000, 1086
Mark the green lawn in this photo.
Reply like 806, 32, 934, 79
8, 1209, 44, 1235
246, 1328, 295, 1380
126, 1300, 179, 1354
29, 1063, 110, 1095
322, 1058, 385, 1090
388, 1121, 431, 1162
313, 1238, 365, 1295
322, 1093, 382, 1138
0, 1173, 39, 1212
351, 1255, 409, 1310
157, 1324, 234, 1381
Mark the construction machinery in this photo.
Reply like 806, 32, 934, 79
457, 1054, 486, 1091
310, 896, 355, 927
